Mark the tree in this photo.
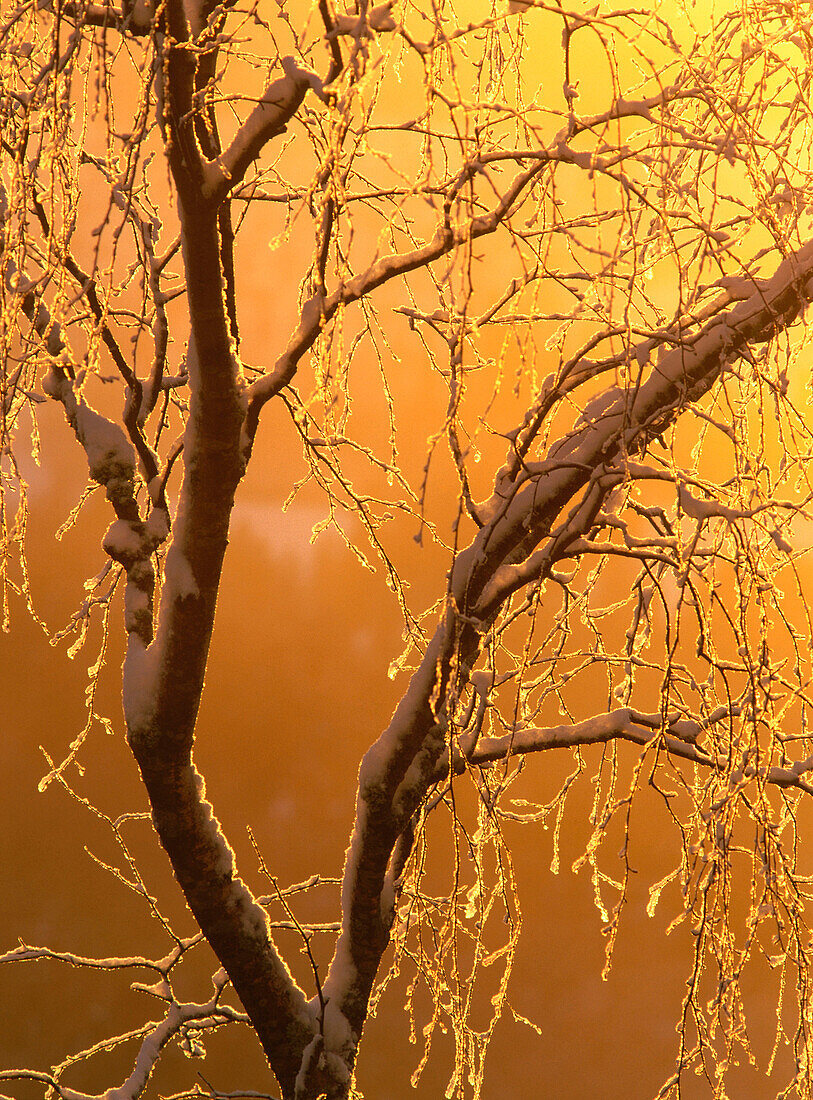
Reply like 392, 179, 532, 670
3, 0, 813, 1096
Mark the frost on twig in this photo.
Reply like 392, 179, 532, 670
6, 1, 813, 1098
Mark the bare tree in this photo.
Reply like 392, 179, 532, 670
3, 0, 813, 1096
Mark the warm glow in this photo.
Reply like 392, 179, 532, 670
2, 2, 813, 1098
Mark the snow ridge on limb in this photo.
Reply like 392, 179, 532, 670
0, 977, 249, 1100
58, 1, 154, 35
463, 238, 813, 623
321, 234, 813, 1046
23, 301, 168, 656
201, 58, 318, 204
114, 5, 324, 1090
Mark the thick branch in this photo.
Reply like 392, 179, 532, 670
464, 238, 813, 621
121, 133, 318, 1099
201, 60, 315, 204
321, 234, 813, 1049
61, 1, 152, 34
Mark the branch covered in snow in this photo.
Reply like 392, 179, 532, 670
201, 60, 321, 204
118, 51, 321, 1093
58, 0, 154, 34
0, 994, 248, 1100
320, 232, 813, 1044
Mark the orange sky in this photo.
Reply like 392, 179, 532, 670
2, 2, 812, 1097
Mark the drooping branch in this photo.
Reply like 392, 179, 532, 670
240, 70, 796, 450
242, 154, 551, 448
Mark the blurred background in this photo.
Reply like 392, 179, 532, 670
2, 0, 812, 1097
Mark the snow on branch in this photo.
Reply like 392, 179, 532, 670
0, 942, 248, 1100
331, 1, 395, 37
201, 59, 320, 204
37, 359, 169, 654
319, 231, 813, 1047
0, 943, 167, 971
456, 706, 751, 775
10, 239, 160, 491
59, 1, 154, 35
0, 1069, 87, 1100
462, 238, 813, 621
41, 369, 138, 521
0, 991, 249, 1100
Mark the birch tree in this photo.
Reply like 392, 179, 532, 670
3, 0, 813, 1097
